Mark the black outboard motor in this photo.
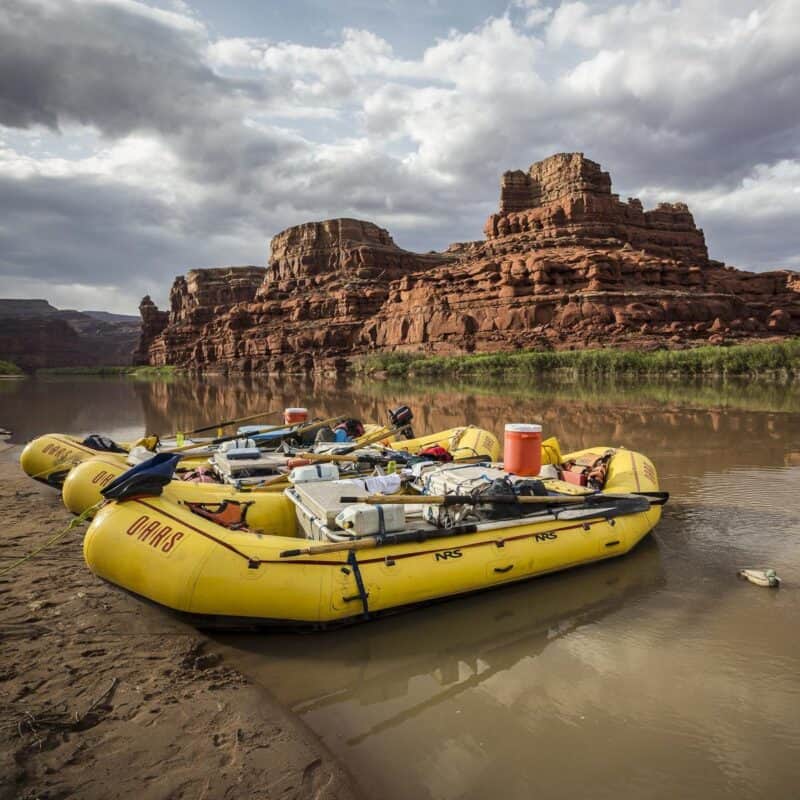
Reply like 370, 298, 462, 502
388, 405, 414, 440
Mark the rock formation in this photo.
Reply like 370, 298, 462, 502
137, 268, 267, 367
0, 299, 141, 371
133, 296, 169, 365
485, 152, 708, 264
136, 153, 800, 372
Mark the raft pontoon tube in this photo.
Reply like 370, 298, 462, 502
19, 433, 211, 487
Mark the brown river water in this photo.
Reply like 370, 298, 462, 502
3, 373, 800, 799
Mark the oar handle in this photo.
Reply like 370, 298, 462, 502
248, 473, 290, 491
185, 408, 282, 436
295, 453, 360, 463
280, 537, 378, 557
166, 442, 216, 455
158, 408, 281, 439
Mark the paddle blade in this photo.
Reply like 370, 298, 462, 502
102, 453, 181, 501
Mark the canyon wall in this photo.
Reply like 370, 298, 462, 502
136, 153, 800, 371
0, 299, 141, 371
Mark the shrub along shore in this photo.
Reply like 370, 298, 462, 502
34, 365, 178, 377
359, 339, 800, 380
0, 359, 23, 375
8, 340, 800, 380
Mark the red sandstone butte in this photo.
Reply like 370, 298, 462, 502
136, 153, 800, 371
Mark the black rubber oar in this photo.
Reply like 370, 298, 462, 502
279, 497, 649, 558
162, 414, 348, 454
340, 491, 669, 506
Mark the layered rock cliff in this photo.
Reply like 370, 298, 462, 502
0, 299, 141, 370
136, 153, 800, 371
485, 152, 708, 264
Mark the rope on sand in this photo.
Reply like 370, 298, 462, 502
0, 501, 102, 578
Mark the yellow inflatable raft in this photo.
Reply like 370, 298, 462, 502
61, 426, 501, 516
63, 453, 297, 535
83, 447, 663, 627
18, 433, 209, 487
20, 434, 128, 486
22, 425, 501, 490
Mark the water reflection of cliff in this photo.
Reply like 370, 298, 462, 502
2, 376, 145, 443
5, 374, 799, 478
134, 374, 800, 481
215, 539, 665, 800
220, 537, 663, 712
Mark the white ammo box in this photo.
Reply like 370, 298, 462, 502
288, 462, 340, 484
291, 480, 369, 530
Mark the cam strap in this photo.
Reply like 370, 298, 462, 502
346, 550, 371, 620
185, 500, 254, 530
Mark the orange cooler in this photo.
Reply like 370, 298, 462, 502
284, 407, 309, 425
504, 423, 542, 476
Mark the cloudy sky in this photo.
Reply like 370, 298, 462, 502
1, 0, 798, 313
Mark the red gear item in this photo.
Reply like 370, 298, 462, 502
418, 445, 453, 462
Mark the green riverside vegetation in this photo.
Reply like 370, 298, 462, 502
0, 359, 23, 375
359, 339, 800, 380
351, 373, 800, 415
36, 365, 178, 377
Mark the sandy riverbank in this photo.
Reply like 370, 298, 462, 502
0, 443, 359, 800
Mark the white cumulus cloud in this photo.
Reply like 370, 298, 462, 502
0, 0, 798, 312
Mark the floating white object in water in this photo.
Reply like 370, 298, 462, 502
738, 568, 781, 588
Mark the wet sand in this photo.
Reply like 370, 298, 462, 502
0, 444, 359, 800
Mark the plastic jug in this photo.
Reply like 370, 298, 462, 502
504, 423, 542, 476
